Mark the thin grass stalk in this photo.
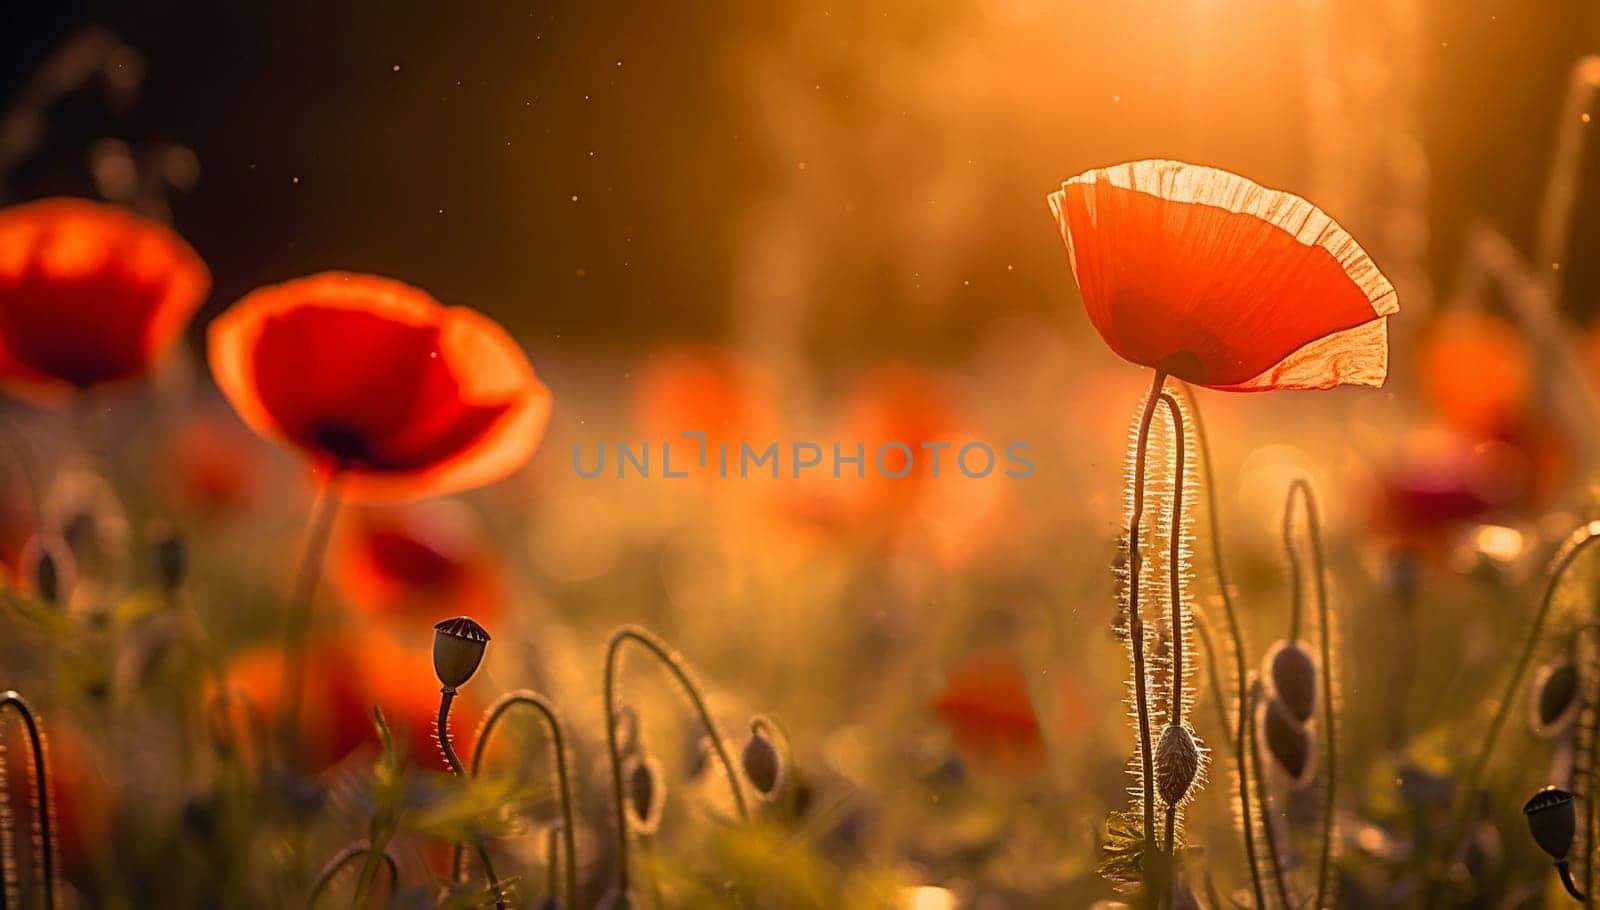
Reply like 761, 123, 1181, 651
1190, 611, 1233, 742
1248, 678, 1293, 910
1430, 521, 1600, 898
603, 625, 750, 896
1177, 383, 1268, 910
1124, 370, 1168, 853
0, 692, 53, 910
436, 688, 506, 910
304, 841, 398, 909
1285, 478, 1337, 907
463, 691, 580, 910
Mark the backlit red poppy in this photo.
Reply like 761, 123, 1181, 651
1047, 160, 1398, 390
208, 272, 551, 501
930, 649, 1045, 773
1416, 310, 1529, 438
0, 198, 208, 398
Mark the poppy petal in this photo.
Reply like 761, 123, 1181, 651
0, 198, 208, 397
1047, 160, 1397, 390
208, 272, 551, 501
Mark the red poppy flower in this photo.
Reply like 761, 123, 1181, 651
1417, 310, 1529, 438
208, 272, 551, 501
1047, 160, 1398, 390
930, 649, 1045, 773
333, 501, 504, 627
633, 345, 773, 449
0, 198, 208, 398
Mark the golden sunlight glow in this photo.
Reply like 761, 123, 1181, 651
901, 886, 958, 910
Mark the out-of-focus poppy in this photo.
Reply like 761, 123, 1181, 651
208, 272, 551, 502
0, 198, 208, 399
217, 635, 472, 774
164, 415, 265, 518
1047, 160, 1397, 390
332, 501, 504, 627
633, 345, 773, 451
1416, 310, 1530, 439
930, 649, 1044, 773
1367, 427, 1526, 547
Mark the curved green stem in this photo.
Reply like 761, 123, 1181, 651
1284, 478, 1336, 908
1247, 679, 1293, 910
278, 481, 342, 754
457, 691, 580, 910
304, 841, 398, 909
1429, 521, 1600, 899
436, 688, 506, 910
604, 625, 749, 896
0, 691, 55, 910
1178, 382, 1268, 910
1126, 371, 1168, 853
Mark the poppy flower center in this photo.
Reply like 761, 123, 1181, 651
310, 424, 375, 466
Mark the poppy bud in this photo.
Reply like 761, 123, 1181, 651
742, 721, 785, 800
20, 534, 74, 606
1261, 695, 1315, 787
1524, 787, 1577, 860
1265, 639, 1317, 724
1530, 662, 1581, 738
1155, 723, 1202, 807
148, 521, 187, 592
432, 616, 490, 690
623, 752, 665, 835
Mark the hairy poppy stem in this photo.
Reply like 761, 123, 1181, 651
1284, 478, 1336, 908
1177, 383, 1268, 910
278, 481, 342, 755
1247, 678, 1293, 910
603, 625, 749, 896
1155, 392, 1188, 857
1427, 522, 1600, 902
459, 691, 580, 910
0, 692, 55, 910
436, 688, 505, 910
304, 840, 398, 909
1125, 370, 1167, 856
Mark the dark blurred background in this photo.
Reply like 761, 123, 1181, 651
2, 0, 1598, 367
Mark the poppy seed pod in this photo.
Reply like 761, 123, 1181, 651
20, 534, 74, 606
1265, 639, 1318, 724
1531, 662, 1581, 738
148, 521, 187, 592
1261, 694, 1315, 787
432, 616, 490, 690
1524, 787, 1577, 861
623, 752, 665, 835
742, 722, 784, 800
1154, 724, 1202, 807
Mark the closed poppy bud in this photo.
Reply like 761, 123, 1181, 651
432, 616, 490, 690
1531, 662, 1580, 738
623, 752, 665, 835
1265, 639, 1318, 724
742, 720, 785, 800
147, 520, 186, 592
1155, 723, 1203, 807
1261, 695, 1315, 787
1524, 787, 1577, 860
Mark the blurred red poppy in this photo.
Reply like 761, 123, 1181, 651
931, 649, 1045, 773
218, 635, 472, 774
0, 198, 208, 399
1047, 160, 1397, 390
332, 501, 504, 627
633, 345, 773, 449
164, 415, 265, 518
208, 272, 551, 502
1416, 310, 1529, 439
